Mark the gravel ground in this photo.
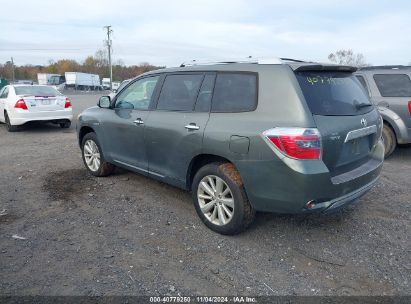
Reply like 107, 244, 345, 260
0, 92, 410, 296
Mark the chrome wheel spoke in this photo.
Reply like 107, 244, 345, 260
221, 204, 233, 218
220, 197, 234, 208
217, 204, 226, 225
215, 178, 224, 194
198, 193, 212, 200
200, 181, 214, 197
207, 176, 217, 192
201, 200, 216, 213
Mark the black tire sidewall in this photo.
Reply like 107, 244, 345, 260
192, 163, 250, 235
81, 132, 109, 177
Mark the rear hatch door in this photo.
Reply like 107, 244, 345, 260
295, 70, 382, 175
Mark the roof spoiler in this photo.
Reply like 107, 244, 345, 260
293, 64, 357, 73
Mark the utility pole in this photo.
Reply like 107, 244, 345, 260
104, 25, 113, 90
11, 57, 15, 82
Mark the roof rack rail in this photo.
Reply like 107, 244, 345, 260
280, 58, 305, 63
359, 65, 411, 70
180, 57, 284, 67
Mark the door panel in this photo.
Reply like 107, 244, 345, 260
101, 109, 150, 173
100, 75, 161, 174
144, 72, 214, 188
145, 111, 209, 186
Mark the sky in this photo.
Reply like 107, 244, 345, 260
0, 0, 410, 67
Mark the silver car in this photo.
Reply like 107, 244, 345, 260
355, 66, 411, 157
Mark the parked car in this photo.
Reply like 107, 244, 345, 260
0, 85, 73, 131
354, 66, 411, 157
77, 58, 384, 234
109, 79, 131, 99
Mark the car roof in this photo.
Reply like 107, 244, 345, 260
140, 59, 357, 77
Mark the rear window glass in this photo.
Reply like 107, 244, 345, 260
373, 74, 411, 97
296, 72, 372, 116
212, 73, 257, 112
14, 86, 60, 96
157, 74, 203, 111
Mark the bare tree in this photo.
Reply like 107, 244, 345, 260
328, 49, 369, 67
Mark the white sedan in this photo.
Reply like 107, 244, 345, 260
0, 85, 73, 132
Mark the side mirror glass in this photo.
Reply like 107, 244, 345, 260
98, 96, 111, 108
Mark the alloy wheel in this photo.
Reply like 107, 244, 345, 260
197, 175, 234, 226
83, 140, 101, 172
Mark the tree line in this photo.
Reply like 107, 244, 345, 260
0, 49, 164, 82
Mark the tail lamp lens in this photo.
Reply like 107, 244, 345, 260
65, 98, 72, 108
263, 128, 322, 160
408, 101, 411, 115
15, 99, 28, 110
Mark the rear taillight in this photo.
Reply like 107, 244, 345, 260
65, 98, 72, 108
263, 128, 322, 160
408, 101, 411, 115
15, 99, 28, 110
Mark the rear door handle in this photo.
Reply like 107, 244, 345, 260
133, 118, 144, 125
185, 123, 200, 130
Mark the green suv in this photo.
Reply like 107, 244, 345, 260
77, 58, 384, 234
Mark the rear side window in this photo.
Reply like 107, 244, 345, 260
212, 73, 257, 112
296, 71, 372, 116
157, 74, 203, 111
373, 74, 411, 97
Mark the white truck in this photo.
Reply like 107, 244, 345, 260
102, 78, 111, 90
64, 72, 101, 90
37, 73, 60, 85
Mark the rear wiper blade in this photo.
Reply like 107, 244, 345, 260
355, 103, 373, 109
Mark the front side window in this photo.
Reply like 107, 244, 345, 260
115, 76, 159, 110
373, 74, 411, 97
157, 74, 203, 111
211, 73, 257, 112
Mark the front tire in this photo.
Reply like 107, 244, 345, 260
81, 132, 114, 177
382, 123, 396, 158
4, 112, 19, 132
192, 162, 255, 235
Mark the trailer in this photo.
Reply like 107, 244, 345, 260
37, 73, 60, 85
64, 72, 101, 90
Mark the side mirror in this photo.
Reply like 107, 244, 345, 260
98, 96, 111, 108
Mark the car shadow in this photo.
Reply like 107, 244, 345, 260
11, 121, 75, 133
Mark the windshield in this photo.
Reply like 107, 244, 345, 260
15, 86, 61, 96
296, 71, 372, 116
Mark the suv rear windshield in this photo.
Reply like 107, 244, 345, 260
296, 71, 372, 116
14, 86, 61, 96
373, 74, 411, 97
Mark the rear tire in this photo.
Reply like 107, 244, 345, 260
4, 112, 19, 132
81, 132, 114, 177
382, 123, 396, 158
192, 162, 255, 235
60, 121, 71, 128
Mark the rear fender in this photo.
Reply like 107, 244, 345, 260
378, 107, 409, 143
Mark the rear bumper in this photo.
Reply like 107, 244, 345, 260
10, 109, 73, 126
237, 139, 384, 214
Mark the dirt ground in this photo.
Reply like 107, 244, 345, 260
0, 92, 410, 296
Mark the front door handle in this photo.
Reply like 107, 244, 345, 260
133, 118, 144, 125
185, 123, 200, 131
